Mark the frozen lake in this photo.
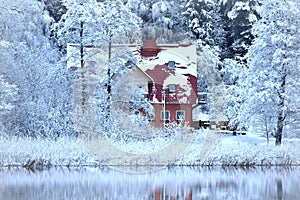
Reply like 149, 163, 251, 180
0, 166, 299, 200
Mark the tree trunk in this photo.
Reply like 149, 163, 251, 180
265, 120, 269, 144
275, 72, 286, 145
106, 35, 112, 121
275, 117, 283, 145
80, 21, 84, 69
80, 20, 87, 111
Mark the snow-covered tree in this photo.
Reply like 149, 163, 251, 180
0, 0, 74, 137
125, 0, 185, 29
245, 0, 300, 144
52, 0, 141, 49
42, 0, 67, 22
52, 0, 103, 48
0, 75, 17, 114
220, 0, 261, 60
52, 0, 141, 122
218, 0, 260, 132
0, 74, 17, 134
183, 0, 226, 49
221, 59, 247, 131
197, 44, 227, 123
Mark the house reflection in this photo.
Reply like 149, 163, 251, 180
154, 187, 192, 200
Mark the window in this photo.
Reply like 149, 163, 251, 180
168, 84, 176, 93
147, 112, 155, 120
176, 110, 185, 120
161, 110, 170, 120
168, 61, 175, 70
198, 93, 207, 102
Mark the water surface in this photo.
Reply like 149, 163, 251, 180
0, 166, 299, 200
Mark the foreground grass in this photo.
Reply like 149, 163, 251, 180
0, 132, 300, 170
178, 131, 300, 166
0, 136, 97, 170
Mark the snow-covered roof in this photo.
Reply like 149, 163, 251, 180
66, 42, 198, 104
129, 42, 198, 104
194, 113, 210, 121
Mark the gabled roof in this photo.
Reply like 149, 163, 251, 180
129, 43, 198, 104
66, 42, 198, 104
134, 65, 154, 83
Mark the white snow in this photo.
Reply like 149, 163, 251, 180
193, 112, 209, 121
248, 13, 258, 23
0, 136, 96, 168
177, 130, 300, 166
0, 130, 299, 168
0, 40, 11, 48
129, 45, 197, 77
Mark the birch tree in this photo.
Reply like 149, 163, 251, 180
246, 0, 300, 144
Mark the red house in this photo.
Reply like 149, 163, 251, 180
128, 40, 198, 128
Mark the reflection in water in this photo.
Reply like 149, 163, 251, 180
276, 178, 283, 200
154, 187, 192, 200
0, 167, 299, 200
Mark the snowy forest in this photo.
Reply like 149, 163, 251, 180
0, 0, 299, 147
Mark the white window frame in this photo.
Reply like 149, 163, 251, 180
176, 110, 185, 120
161, 110, 170, 120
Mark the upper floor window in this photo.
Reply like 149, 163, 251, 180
168, 61, 175, 70
169, 84, 176, 93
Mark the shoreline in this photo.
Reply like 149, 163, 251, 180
1, 132, 300, 170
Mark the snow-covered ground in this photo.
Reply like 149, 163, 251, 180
177, 130, 300, 166
0, 130, 299, 169
0, 136, 96, 168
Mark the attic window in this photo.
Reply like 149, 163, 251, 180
168, 61, 175, 70
169, 84, 176, 93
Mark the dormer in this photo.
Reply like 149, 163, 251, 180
168, 61, 175, 70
